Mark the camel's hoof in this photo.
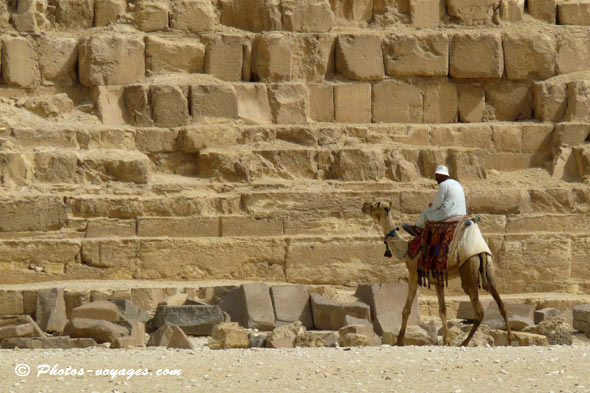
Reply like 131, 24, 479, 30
396, 339, 404, 347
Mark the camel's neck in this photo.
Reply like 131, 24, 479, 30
381, 214, 408, 259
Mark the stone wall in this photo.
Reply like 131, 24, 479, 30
0, 0, 589, 294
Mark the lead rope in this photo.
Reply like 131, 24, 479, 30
370, 216, 399, 259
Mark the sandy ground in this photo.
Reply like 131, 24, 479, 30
1, 337, 589, 393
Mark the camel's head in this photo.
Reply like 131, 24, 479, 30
361, 201, 392, 222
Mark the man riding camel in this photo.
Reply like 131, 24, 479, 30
402, 165, 466, 237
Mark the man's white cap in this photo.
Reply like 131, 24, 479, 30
434, 165, 449, 176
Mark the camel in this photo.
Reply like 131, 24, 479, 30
361, 201, 515, 347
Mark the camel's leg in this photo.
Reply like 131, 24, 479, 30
459, 256, 484, 347
397, 259, 419, 346
436, 282, 449, 345
484, 254, 515, 344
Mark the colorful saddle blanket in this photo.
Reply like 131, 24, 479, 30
411, 221, 459, 287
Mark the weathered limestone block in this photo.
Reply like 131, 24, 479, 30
11, 0, 41, 32
79, 34, 145, 86
203, 34, 249, 81
383, 32, 448, 77
125, 85, 153, 126
181, 125, 240, 151
410, 0, 444, 28
265, 321, 304, 348
0, 197, 66, 232
458, 85, 485, 123
85, 219, 136, 238
220, 0, 282, 32
355, 283, 419, 335
191, 83, 238, 120
235, 83, 273, 124
573, 304, 590, 332
528, 0, 557, 23
34, 151, 77, 183
565, 81, 590, 122
492, 125, 522, 153
310, 293, 370, 331
282, 0, 334, 32
270, 285, 313, 328
485, 81, 532, 121
67, 318, 129, 343
1, 338, 42, 349
499, 0, 524, 22
167, 326, 194, 349
374, 0, 410, 16
423, 79, 458, 123
95, 0, 126, 26
483, 302, 534, 331
382, 325, 433, 345
503, 33, 555, 80
450, 33, 504, 79
145, 35, 205, 74
449, 149, 486, 180
292, 34, 335, 82
556, 34, 590, 75
0, 323, 37, 340
137, 217, 218, 237
574, 145, 590, 182
72, 301, 120, 321
209, 322, 250, 349
56, 0, 94, 28
297, 330, 338, 347
25, 94, 74, 118
373, 80, 423, 123
252, 33, 293, 82
447, 0, 500, 25
330, 0, 373, 22
135, 1, 169, 31
336, 34, 384, 81
79, 150, 151, 184
92, 86, 126, 126
36, 289, 66, 334
37, 36, 78, 86
524, 317, 572, 345
151, 305, 224, 335
334, 83, 371, 123
219, 284, 276, 331
307, 84, 334, 122
534, 78, 567, 122
151, 85, 190, 127
558, 2, 590, 26
339, 324, 374, 346
171, 0, 217, 31
147, 325, 174, 346
2, 36, 39, 88
268, 83, 308, 124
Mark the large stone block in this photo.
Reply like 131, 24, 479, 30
528, 0, 557, 23
92, 86, 127, 126
307, 84, 334, 122
252, 33, 293, 82
573, 304, 590, 332
500, 0, 524, 22
34, 151, 77, 183
330, 0, 373, 22
332, 148, 385, 180
38, 36, 78, 86
282, 0, 334, 32
372, 80, 423, 123
203, 34, 249, 81
191, 84, 238, 120
558, 2, 590, 26
95, 0, 126, 26
135, 1, 169, 31
450, 33, 504, 79
383, 33, 448, 77
35, 288, 67, 334
0, 291, 24, 315
565, 81, 590, 122
423, 79, 458, 123
355, 283, 419, 335
79, 150, 151, 184
71, 301, 120, 321
335, 34, 384, 81
0, 197, 66, 232
125, 85, 153, 126
220, 0, 282, 32
2, 36, 39, 88
292, 34, 335, 82
503, 33, 555, 80
66, 318, 129, 343
79, 34, 145, 86
209, 322, 249, 349
181, 125, 240, 151
151, 305, 224, 335
171, 0, 217, 31
270, 285, 313, 328
485, 81, 532, 121
108, 299, 150, 323
410, 0, 444, 28
555, 34, 590, 75
447, 0, 499, 25
310, 293, 370, 331
145, 35, 205, 74
483, 302, 534, 331
534, 78, 567, 122
137, 217, 218, 237
334, 83, 371, 123
235, 83, 273, 124
56, 0, 94, 28
268, 83, 308, 124
458, 85, 484, 123
219, 284, 276, 331
151, 85, 190, 127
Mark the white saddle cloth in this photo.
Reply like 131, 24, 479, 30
448, 219, 492, 268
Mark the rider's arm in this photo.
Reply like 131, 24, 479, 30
429, 182, 447, 211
